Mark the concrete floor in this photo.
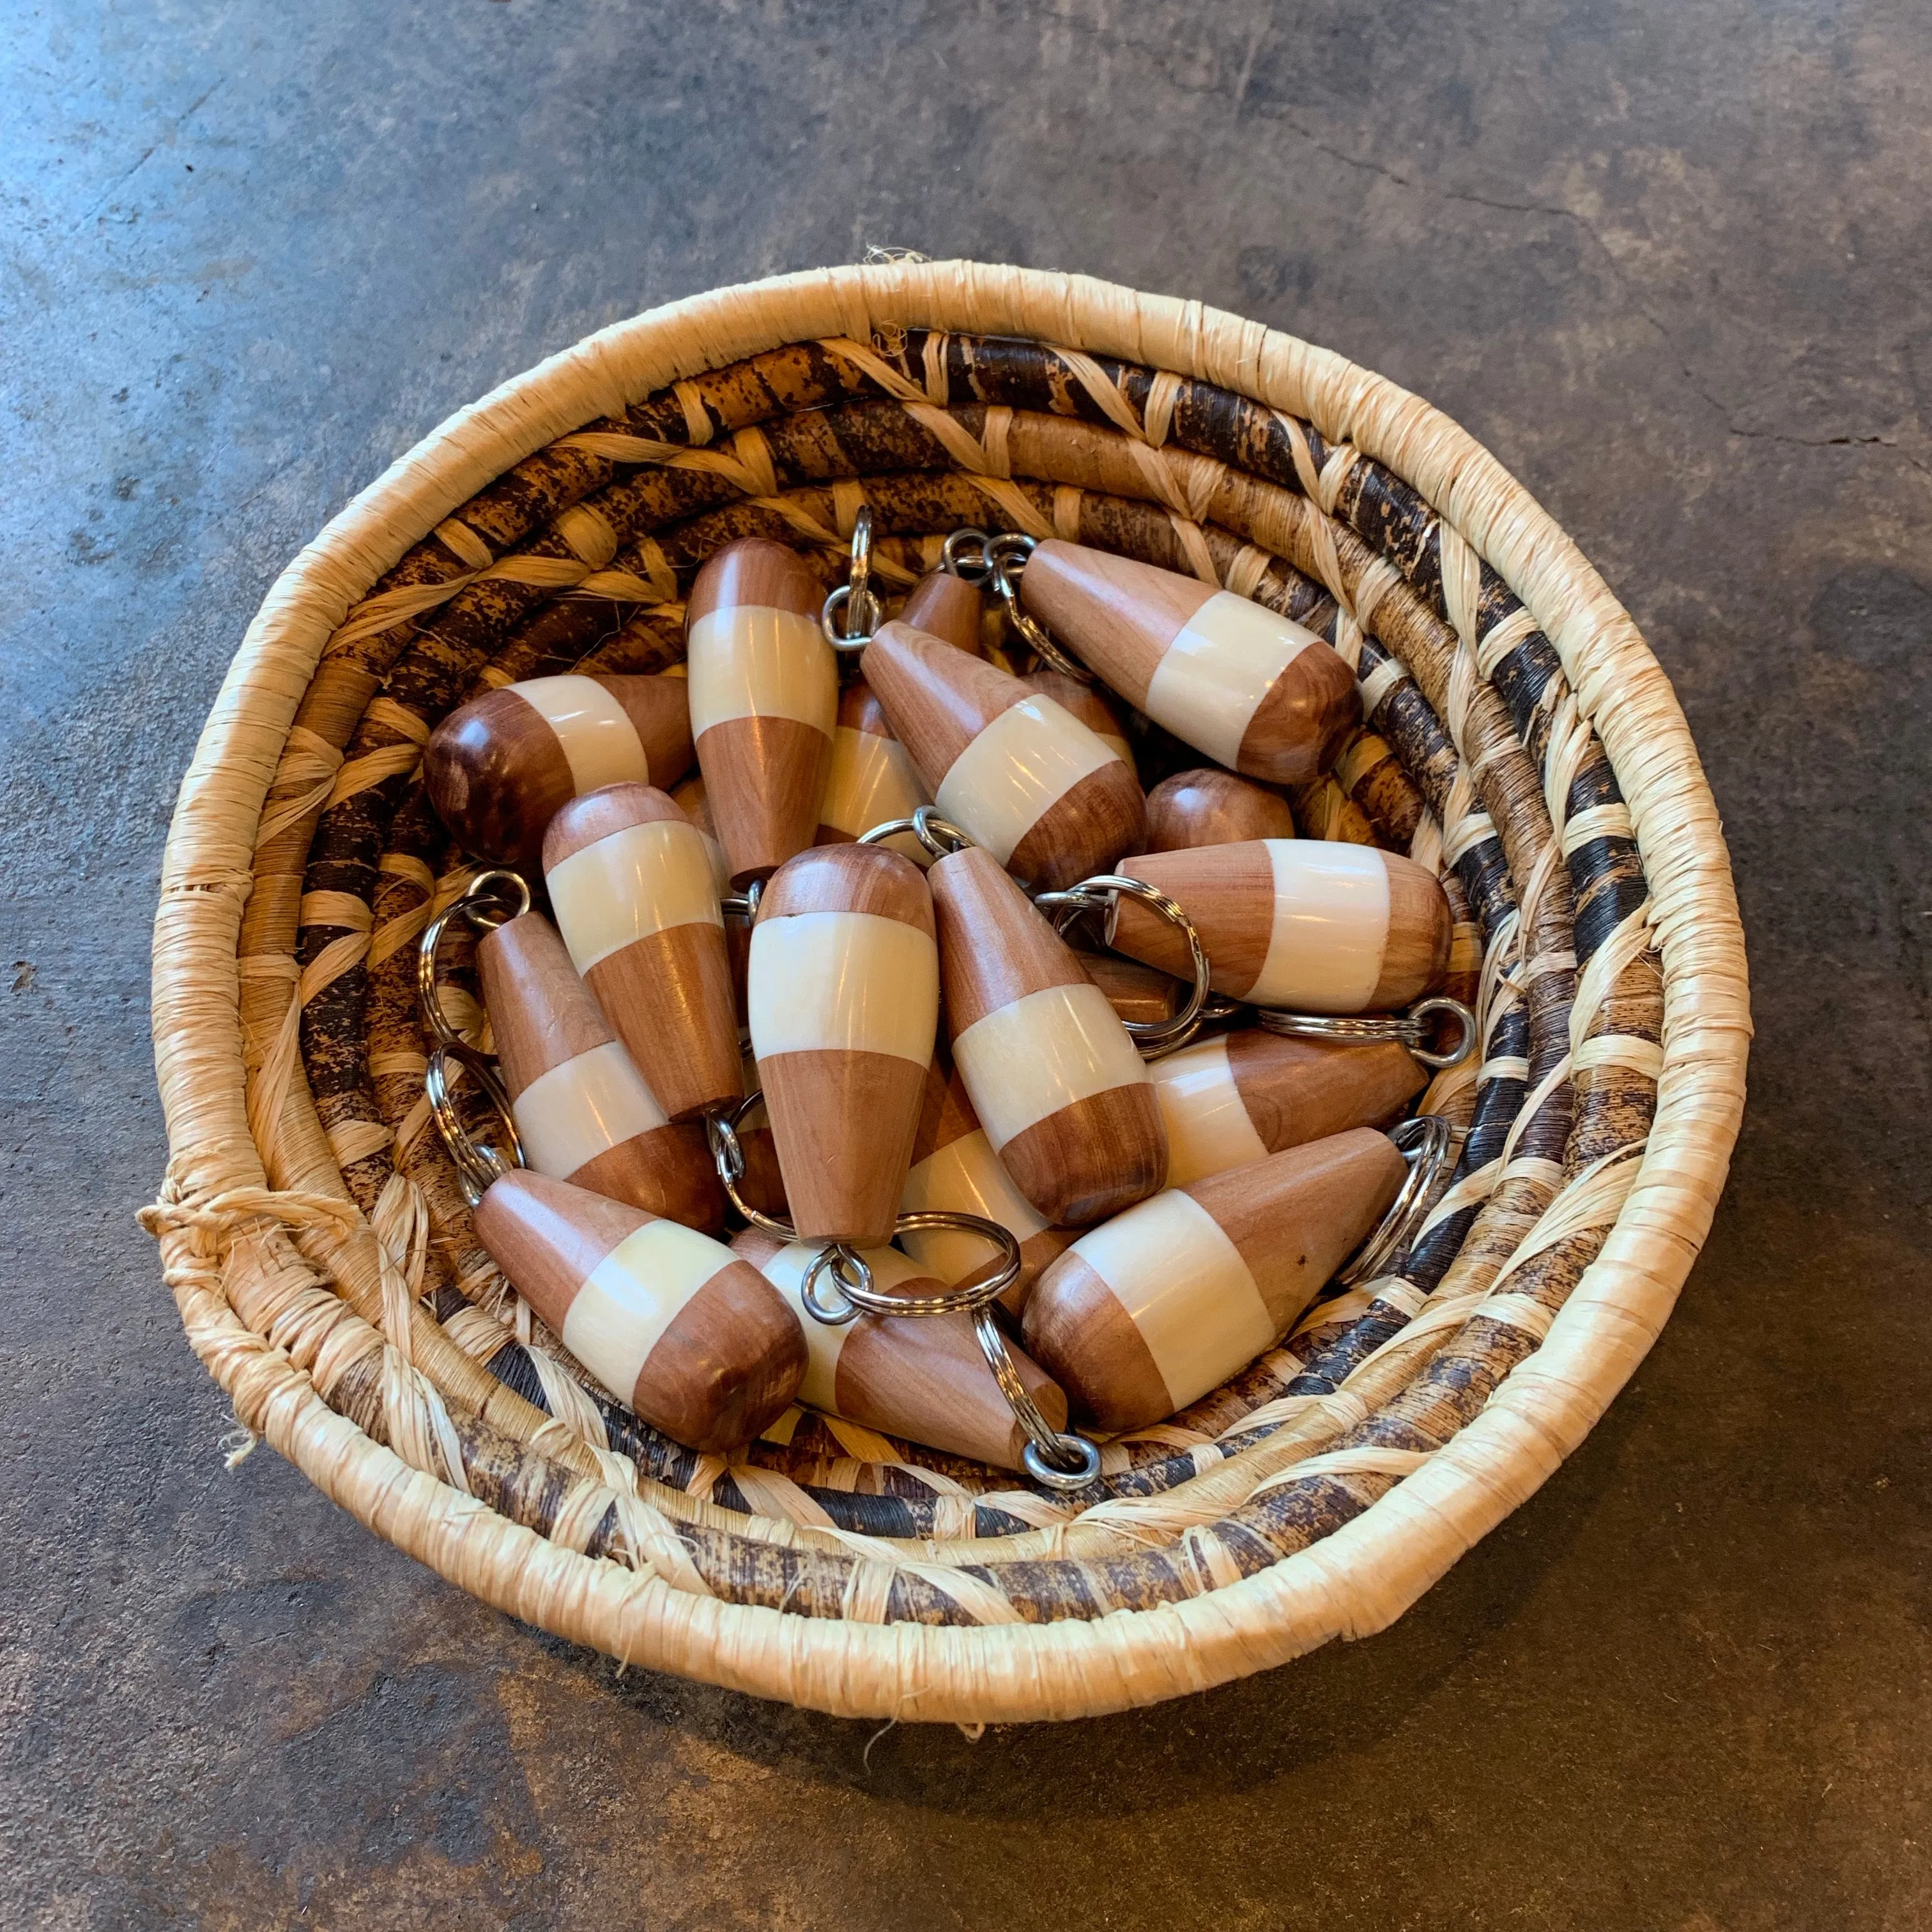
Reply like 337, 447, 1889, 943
3, 1, 1928, 1925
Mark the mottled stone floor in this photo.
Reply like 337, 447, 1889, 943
4, 3, 1928, 1926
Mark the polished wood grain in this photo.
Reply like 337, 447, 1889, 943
930, 845, 1166, 1225
1017, 540, 1209, 703
687, 536, 835, 887
1023, 1128, 1406, 1429
473, 1170, 804, 1451
1238, 639, 1361, 783
1373, 850, 1455, 1008
897, 569, 986, 655
749, 845, 938, 1243
476, 909, 726, 1231
1019, 540, 1358, 784
424, 673, 694, 867
861, 619, 1146, 890
1225, 1030, 1425, 1149
1110, 841, 1276, 996
1112, 839, 1451, 1013
1144, 767, 1296, 851
1018, 1252, 1172, 1432
541, 783, 742, 1122
732, 1230, 1067, 1469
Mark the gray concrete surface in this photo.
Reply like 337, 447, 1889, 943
3, 1, 1928, 1925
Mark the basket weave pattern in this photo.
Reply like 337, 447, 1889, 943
144, 263, 1748, 1721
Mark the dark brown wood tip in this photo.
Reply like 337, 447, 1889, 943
686, 535, 823, 629
756, 842, 936, 934
541, 780, 689, 873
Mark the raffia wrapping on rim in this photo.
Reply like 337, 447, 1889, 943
144, 262, 1748, 1721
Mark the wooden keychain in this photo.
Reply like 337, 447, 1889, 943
1023, 1116, 1453, 1431
995, 534, 1361, 785
420, 1036, 805, 1455
423, 672, 694, 868
1143, 767, 1296, 851
418, 869, 725, 1231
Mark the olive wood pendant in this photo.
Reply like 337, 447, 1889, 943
929, 845, 1167, 1226
746, 844, 939, 1245
686, 537, 837, 886
424, 673, 694, 868
1110, 838, 1452, 1013
1018, 540, 1360, 784
477, 910, 726, 1232
861, 620, 1146, 891
1151, 1029, 1427, 1187
732, 1229, 1068, 1469
542, 784, 741, 1122
1023, 1127, 1407, 1431
473, 1169, 806, 1452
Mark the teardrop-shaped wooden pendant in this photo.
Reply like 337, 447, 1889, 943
732, 1230, 1068, 1469
1144, 767, 1296, 851
1071, 950, 1186, 1031
473, 1169, 806, 1452
424, 673, 694, 866
542, 783, 742, 1122
862, 620, 1145, 891
747, 845, 939, 1244
476, 910, 726, 1231
1110, 838, 1452, 1013
686, 537, 838, 886
1018, 540, 1360, 784
1152, 1028, 1427, 1186
898, 1055, 1078, 1315
929, 845, 1167, 1225
1022, 1127, 1406, 1430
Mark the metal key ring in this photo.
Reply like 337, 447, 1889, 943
820, 505, 883, 650
1257, 995, 1478, 1071
940, 526, 994, 584
719, 878, 764, 924
799, 1212, 1021, 1327
417, 868, 532, 1052
857, 805, 975, 861
704, 1090, 798, 1239
983, 530, 1093, 682
1335, 1114, 1455, 1287
425, 1042, 523, 1207
1034, 873, 1212, 1057
972, 1308, 1104, 1493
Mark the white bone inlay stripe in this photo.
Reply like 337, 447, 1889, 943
564, 1218, 733, 1400
951, 982, 1148, 1152
547, 818, 723, 974
511, 1040, 668, 1179
900, 1128, 1051, 1282
820, 724, 930, 838
1071, 1190, 1274, 1411
1152, 1036, 1270, 1186
741, 1239, 848, 1412
934, 696, 1117, 864
1142, 593, 1316, 769
687, 605, 837, 739
747, 911, 938, 1063
516, 675, 652, 794
1249, 839, 1392, 1012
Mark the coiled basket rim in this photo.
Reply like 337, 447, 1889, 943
146, 260, 1750, 1722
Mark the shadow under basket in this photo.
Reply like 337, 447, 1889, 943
144, 263, 1749, 1723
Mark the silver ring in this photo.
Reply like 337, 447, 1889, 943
425, 1043, 521, 1207
704, 1091, 795, 1238
1335, 1114, 1455, 1285
1034, 873, 1211, 1056
1257, 995, 1478, 1071
820, 507, 883, 649
857, 804, 974, 860
941, 526, 994, 584
799, 1244, 875, 1326
984, 530, 1092, 682
719, 877, 764, 923
969, 1306, 1103, 1492
417, 869, 532, 1052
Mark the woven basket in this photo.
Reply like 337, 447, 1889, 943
144, 262, 1749, 1722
